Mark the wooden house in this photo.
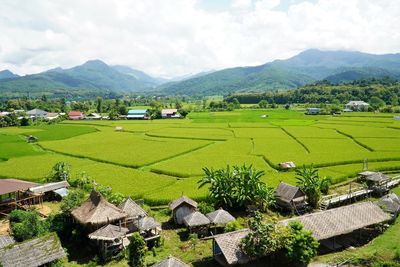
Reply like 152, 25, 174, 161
169, 196, 198, 225
88, 224, 129, 258
207, 208, 235, 234
274, 181, 307, 212
151, 255, 189, 267
135, 216, 162, 242
359, 171, 391, 195
118, 197, 147, 231
71, 190, 127, 230
0, 233, 66, 267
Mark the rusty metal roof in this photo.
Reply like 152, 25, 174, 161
0, 179, 38, 195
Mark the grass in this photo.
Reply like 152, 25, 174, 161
0, 133, 44, 159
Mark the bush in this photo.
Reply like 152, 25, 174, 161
198, 201, 215, 214
127, 232, 147, 267
60, 190, 85, 212
224, 220, 243, 232
9, 210, 48, 241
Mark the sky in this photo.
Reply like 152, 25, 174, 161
0, 0, 399, 78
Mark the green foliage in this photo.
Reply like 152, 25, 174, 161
197, 201, 215, 214
198, 164, 275, 210
285, 221, 319, 264
60, 190, 85, 212
258, 100, 268, 108
224, 220, 243, 232
9, 210, 48, 241
295, 165, 330, 208
127, 232, 147, 267
46, 161, 71, 182
241, 211, 289, 257
369, 96, 386, 110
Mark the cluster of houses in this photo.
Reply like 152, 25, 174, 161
306, 100, 370, 115
0, 170, 399, 267
0, 108, 182, 121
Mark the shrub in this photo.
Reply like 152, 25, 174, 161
198, 201, 215, 214
127, 232, 147, 267
46, 161, 71, 182
60, 190, 85, 212
9, 210, 48, 241
224, 220, 243, 232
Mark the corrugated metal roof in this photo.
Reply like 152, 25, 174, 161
0, 179, 38, 195
128, 109, 147, 114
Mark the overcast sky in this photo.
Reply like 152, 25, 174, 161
0, 0, 399, 78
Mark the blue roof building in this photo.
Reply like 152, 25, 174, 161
127, 109, 148, 119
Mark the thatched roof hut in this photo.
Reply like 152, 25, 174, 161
152, 255, 189, 267
88, 224, 129, 241
0, 233, 66, 267
71, 190, 127, 227
378, 193, 400, 215
183, 211, 210, 228
280, 201, 391, 240
211, 229, 250, 266
206, 208, 235, 225
118, 197, 147, 219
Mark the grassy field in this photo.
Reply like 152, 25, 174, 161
1, 109, 400, 205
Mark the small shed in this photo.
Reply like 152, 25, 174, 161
152, 255, 189, 267
207, 208, 235, 225
210, 229, 250, 266
169, 196, 198, 225
29, 181, 69, 200
183, 211, 210, 235
377, 193, 400, 216
359, 171, 391, 195
88, 224, 129, 258
71, 190, 127, 229
279, 161, 296, 170
0, 233, 66, 267
26, 135, 38, 143
274, 182, 307, 212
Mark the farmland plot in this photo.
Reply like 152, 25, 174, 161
0, 134, 43, 159
40, 130, 211, 167
146, 127, 233, 140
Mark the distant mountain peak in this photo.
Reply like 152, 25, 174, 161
81, 59, 109, 68
0, 69, 19, 79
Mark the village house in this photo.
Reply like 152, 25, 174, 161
127, 109, 148, 119
169, 196, 198, 225
183, 211, 210, 235
45, 112, 60, 120
161, 109, 180, 118
27, 108, 48, 119
68, 111, 84, 120
207, 208, 235, 234
0, 233, 66, 267
85, 112, 102, 120
345, 100, 369, 111
306, 107, 320, 115
274, 181, 307, 213
152, 255, 190, 267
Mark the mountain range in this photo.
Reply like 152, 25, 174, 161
1, 49, 400, 98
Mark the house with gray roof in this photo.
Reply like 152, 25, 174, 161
152, 255, 189, 267
169, 196, 198, 224
345, 100, 369, 111
274, 181, 307, 212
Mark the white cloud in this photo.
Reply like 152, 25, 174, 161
0, 0, 399, 78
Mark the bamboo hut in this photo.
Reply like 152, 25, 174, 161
359, 171, 391, 195
88, 224, 129, 258
169, 196, 198, 225
274, 181, 307, 213
71, 190, 127, 229
0, 233, 66, 267
135, 216, 162, 242
118, 197, 147, 231
152, 255, 189, 267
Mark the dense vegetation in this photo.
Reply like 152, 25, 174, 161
226, 77, 400, 109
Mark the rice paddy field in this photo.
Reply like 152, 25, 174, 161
1, 109, 400, 205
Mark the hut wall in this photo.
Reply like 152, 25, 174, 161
174, 204, 195, 224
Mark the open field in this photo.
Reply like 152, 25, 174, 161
1, 109, 400, 204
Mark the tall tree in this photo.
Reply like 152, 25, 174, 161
46, 162, 71, 182
96, 97, 103, 113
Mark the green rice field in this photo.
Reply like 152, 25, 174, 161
1, 109, 399, 204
